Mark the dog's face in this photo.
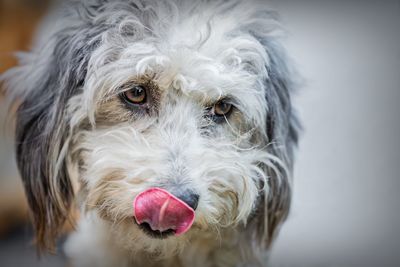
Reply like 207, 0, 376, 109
77, 35, 272, 253
4, 0, 298, 257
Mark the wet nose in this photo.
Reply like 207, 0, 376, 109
176, 191, 200, 210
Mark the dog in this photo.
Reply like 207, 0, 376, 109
2, 0, 299, 266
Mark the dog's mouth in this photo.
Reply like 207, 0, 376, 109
136, 221, 176, 239
133, 188, 195, 238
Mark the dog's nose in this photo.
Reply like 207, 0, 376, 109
176, 192, 200, 210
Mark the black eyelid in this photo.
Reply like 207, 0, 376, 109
217, 96, 238, 106
117, 81, 138, 92
215, 97, 234, 109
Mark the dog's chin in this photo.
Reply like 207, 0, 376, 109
133, 222, 195, 257
92, 198, 227, 257
102, 212, 189, 239
135, 220, 176, 239
96, 211, 194, 241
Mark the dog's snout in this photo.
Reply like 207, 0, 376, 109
176, 192, 199, 211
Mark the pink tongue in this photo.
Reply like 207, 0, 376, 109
134, 188, 195, 235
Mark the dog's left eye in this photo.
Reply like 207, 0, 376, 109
122, 86, 147, 105
206, 99, 234, 124
213, 100, 232, 117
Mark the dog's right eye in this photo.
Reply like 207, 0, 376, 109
121, 86, 147, 105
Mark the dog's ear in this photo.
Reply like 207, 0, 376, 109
243, 15, 300, 248
261, 38, 300, 248
2, 12, 102, 251
14, 83, 74, 252
4, 52, 82, 251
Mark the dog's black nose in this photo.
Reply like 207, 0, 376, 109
176, 192, 199, 210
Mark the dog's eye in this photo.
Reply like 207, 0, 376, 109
214, 100, 232, 117
122, 86, 147, 104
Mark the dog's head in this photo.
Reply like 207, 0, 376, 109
3, 0, 298, 256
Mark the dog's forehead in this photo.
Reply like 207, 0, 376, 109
152, 17, 269, 98
112, 39, 268, 123
81, 0, 274, 125
113, 29, 267, 103
140, 44, 262, 99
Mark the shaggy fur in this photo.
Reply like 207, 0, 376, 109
2, 0, 299, 266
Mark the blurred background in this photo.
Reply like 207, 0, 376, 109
0, 1, 67, 266
0, 0, 399, 266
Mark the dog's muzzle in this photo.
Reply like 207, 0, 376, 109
133, 188, 197, 238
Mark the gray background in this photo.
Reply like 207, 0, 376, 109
0, 0, 399, 266
269, 1, 400, 266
